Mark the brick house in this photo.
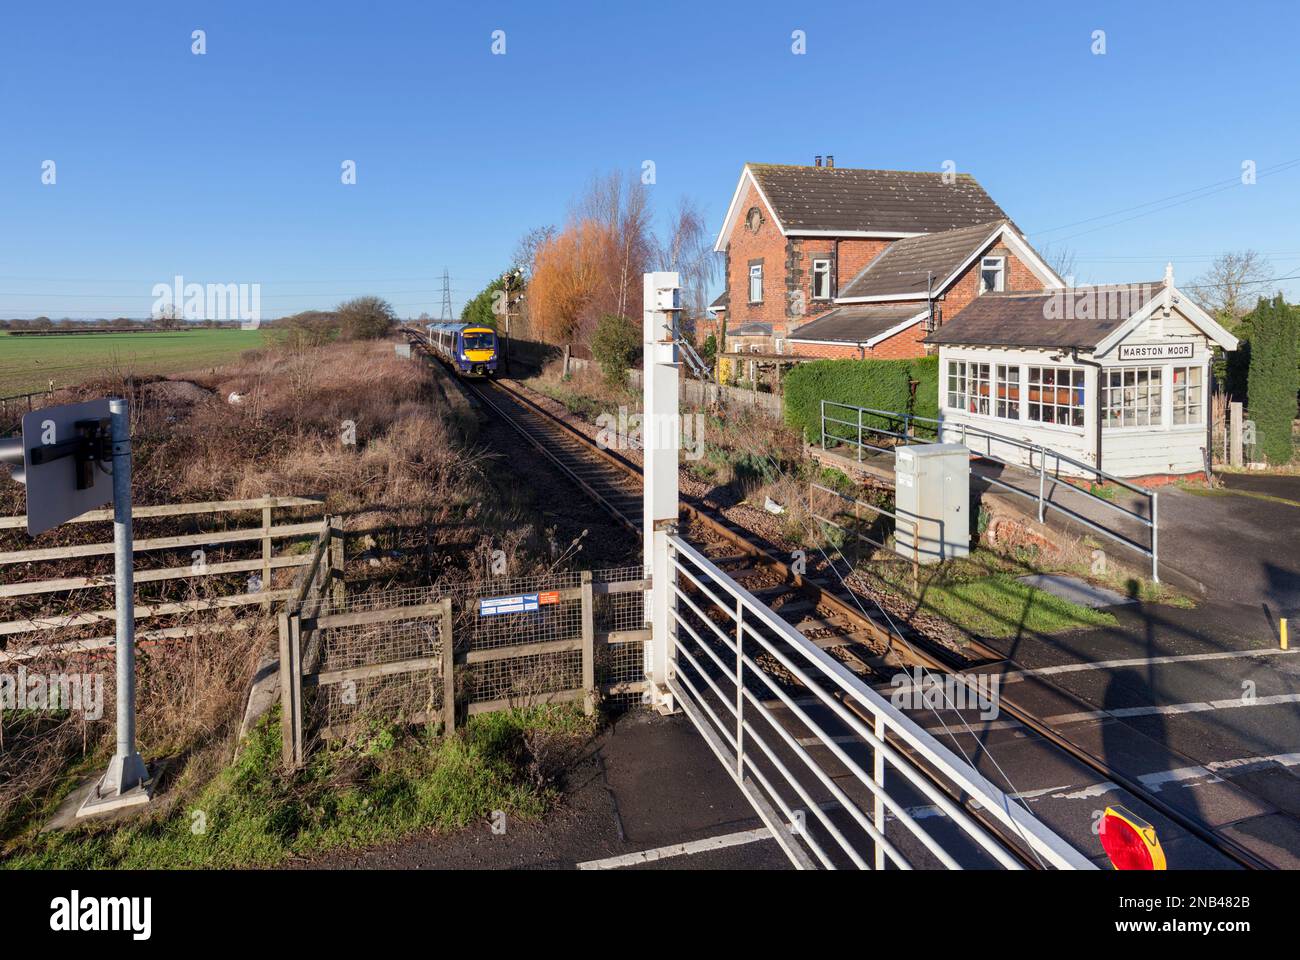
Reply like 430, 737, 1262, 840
713, 161, 1063, 359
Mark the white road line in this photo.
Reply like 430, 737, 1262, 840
576, 827, 774, 870
994, 646, 1296, 684
884, 648, 1297, 699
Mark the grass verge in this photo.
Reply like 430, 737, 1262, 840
4, 705, 595, 869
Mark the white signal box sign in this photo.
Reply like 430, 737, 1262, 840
21, 399, 113, 536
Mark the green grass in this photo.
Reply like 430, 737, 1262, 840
0, 329, 269, 396
4, 705, 594, 870
906, 573, 1118, 638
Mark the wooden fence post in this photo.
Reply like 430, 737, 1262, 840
329, 515, 345, 610
260, 496, 273, 610
1230, 401, 1244, 468
440, 596, 456, 733
278, 609, 294, 767
289, 610, 304, 767
580, 571, 595, 716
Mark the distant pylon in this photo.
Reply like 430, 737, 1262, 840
439, 268, 453, 320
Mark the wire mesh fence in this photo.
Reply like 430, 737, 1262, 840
281, 547, 651, 765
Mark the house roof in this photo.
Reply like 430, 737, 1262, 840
788, 304, 927, 345
709, 291, 729, 310
838, 221, 1010, 300
923, 283, 1168, 349
730, 322, 773, 337
748, 164, 1009, 234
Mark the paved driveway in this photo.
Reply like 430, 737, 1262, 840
1157, 474, 1300, 616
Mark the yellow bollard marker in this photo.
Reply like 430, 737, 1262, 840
1282, 618, 1289, 651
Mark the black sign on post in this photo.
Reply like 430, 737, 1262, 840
18, 399, 114, 535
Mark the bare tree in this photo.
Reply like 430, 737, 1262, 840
513, 225, 557, 280
655, 197, 720, 332
1187, 250, 1275, 328
1037, 242, 1078, 284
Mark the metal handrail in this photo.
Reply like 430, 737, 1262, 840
819, 399, 1159, 580
665, 534, 1096, 871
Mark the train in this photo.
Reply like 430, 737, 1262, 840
425, 322, 499, 377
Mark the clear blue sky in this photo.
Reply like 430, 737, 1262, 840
2, 0, 1298, 319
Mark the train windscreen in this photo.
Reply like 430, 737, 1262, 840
462, 332, 495, 351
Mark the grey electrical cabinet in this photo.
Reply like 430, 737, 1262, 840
894, 443, 970, 564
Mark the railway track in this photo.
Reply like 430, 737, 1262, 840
438, 352, 1275, 869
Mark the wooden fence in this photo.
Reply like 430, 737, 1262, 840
0, 495, 325, 662
278, 521, 650, 768
0, 385, 55, 431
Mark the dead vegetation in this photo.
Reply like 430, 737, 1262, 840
0, 337, 575, 851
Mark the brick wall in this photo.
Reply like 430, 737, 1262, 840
785, 241, 1047, 360
786, 319, 927, 359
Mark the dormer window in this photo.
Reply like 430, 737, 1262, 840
979, 256, 1006, 294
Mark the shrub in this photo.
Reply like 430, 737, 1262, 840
335, 296, 397, 340
700, 333, 718, 369
1245, 295, 1299, 463
590, 314, 641, 385
782, 356, 939, 442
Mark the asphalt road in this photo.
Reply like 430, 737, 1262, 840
1157, 473, 1300, 614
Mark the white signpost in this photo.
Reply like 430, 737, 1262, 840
1, 397, 150, 814
642, 272, 681, 714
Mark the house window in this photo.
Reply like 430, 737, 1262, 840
748, 264, 763, 303
1103, 367, 1163, 428
995, 364, 1021, 420
979, 256, 1005, 294
1172, 366, 1203, 425
947, 360, 991, 415
811, 258, 831, 300
1028, 366, 1085, 426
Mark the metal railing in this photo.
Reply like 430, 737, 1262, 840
665, 534, 1095, 870
819, 400, 1159, 581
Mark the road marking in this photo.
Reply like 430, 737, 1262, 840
576, 827, 773, 870
993, 646, 1297, 683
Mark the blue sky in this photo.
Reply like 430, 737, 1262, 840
2, 0, 1298, 319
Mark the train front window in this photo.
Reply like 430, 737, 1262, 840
462, 332, 495, 351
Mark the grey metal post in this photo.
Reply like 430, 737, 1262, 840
820, 400, 826, 451
1037, 449, 1046, 523
100, 397, 147, 797
1150, 490, 1159, 583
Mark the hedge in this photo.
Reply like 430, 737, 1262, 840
783, 356, 940, 443
1245, 294, 1299, 463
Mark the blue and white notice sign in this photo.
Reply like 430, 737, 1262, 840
479, 593, 540, 616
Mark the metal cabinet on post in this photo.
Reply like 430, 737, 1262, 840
894, 443, 970, 563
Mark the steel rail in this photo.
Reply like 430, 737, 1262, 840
464, 373, 1274, 870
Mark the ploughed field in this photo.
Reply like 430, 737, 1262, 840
0, 329, 268, 396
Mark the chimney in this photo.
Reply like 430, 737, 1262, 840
814, 156, 822, 167
826, 155, 834, 168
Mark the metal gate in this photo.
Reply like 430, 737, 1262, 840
665, 535, 1095, 870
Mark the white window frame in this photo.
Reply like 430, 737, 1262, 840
1102, 366, 1164, 429
748, 264, 763, 304
979, 256, 1006, 294
995, 363, 1021, 420
1027, 365, 1086, 427
947, 360, 991, 416
811, 258, 832, 300
1171, 365, 1204, 426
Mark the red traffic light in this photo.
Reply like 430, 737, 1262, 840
1099, 805, 1166, 870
